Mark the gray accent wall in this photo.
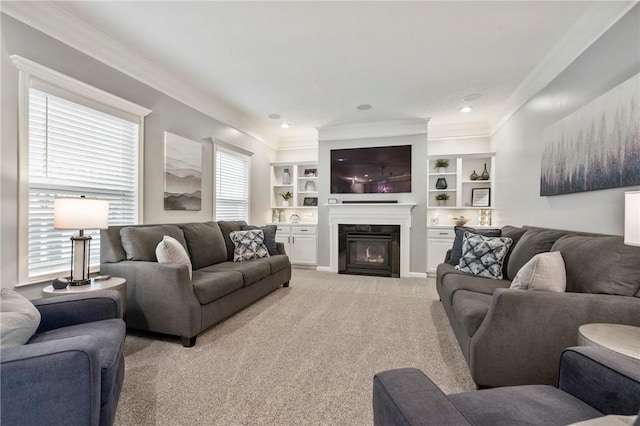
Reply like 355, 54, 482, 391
1, 15, 275, 288
490, 5, 640, 235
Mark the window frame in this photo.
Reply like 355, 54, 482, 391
214, 144, 251, 222
13, 55, 151, 285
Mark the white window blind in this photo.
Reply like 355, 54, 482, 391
215, 149, 249, 221
28, 88, 139, 279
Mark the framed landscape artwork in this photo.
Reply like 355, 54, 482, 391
540, 73, 640, 196
164, 132, 202, 210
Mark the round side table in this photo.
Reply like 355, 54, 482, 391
42, 277, 127, 313
577, 323, 640, 360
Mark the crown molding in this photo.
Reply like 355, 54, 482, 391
490, 1, 637, 135
276, 134, 319, 150
1, 1, 277, 148
318, 118, 430, 142
428, 121, 490, 140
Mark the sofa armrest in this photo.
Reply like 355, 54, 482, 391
559, 346, 640, 415
470, 289, 640, 387
444, 249, 452, 264
32, 291, 122, 333
373, 368, 471, 426
276, 242, 287, 255
1, 336, 101, 426
100, 260, 200, 338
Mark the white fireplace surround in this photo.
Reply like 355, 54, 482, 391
324, 203, 415, 277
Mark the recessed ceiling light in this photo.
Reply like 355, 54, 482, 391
268, 114, 281, 119
462, 94, 482, 102
459, 106, 473, 113
280, 123, 290, 129
337, 158, 344, 162
356, 104, 372, 110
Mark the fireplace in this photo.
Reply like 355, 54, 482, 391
338, 224, 400, 277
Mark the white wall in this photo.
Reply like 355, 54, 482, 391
1, 14, 276, 288
491, 5, 640, 234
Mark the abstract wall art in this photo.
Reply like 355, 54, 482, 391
540, 73, 640, 196
164, 131, 202, 210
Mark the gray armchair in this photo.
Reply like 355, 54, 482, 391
1, 291, 126, 426
373, 347, 640, 425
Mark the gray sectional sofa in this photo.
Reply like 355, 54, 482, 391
100, 221, 291, 347
437, 225, 640, 388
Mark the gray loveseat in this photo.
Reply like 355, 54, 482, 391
373, 346, 640, 425
437, 225, 640, 388
100, 221, 291, 347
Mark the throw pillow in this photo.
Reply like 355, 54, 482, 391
447, 226, 502, 266
0, 289, 41, 348
568, 415, 637, 425
510, 252, 566, 292
180, 222, 227, 269
456, 232, 513, 279
243, 225, 278, 256
120, 225, 187, 261
156, 235, 193, 279
230, 229, 270, 262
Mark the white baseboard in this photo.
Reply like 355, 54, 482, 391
408, 272, 428, 279
315, 266, 332, 272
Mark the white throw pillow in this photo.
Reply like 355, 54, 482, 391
0, 289, 41, 348
568, 415, 637, 425
156, 235, 192, 279
510, 251, 566, 292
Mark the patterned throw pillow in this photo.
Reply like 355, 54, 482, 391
456, 231, 513, 279
230, 229, 270, 262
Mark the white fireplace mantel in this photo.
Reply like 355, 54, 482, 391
325, 203, 415, 277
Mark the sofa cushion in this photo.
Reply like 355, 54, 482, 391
191, 270, 244, 304
510, 252, 566, 292
439, 265, 511, 305
28, 318, 125, 407
179, 222, 228, 269
218, 221, 248, 261
243, 225, 278, 256
500, 225, 529, 278
200, 260, 271, 287
449, 385, 604, 426
262, 254, 291, 274
456, 232, 513, 279
551, 236, 640, 296
231, 229, 270, 262
120, 225, 187, 261
156, 235, 192, 279
447, 226, 502, 266
451, 290, 493, 337
507, 229, 568, 280
0, 289, 41, 348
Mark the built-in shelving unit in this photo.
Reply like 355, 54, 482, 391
270, 162, 319, 209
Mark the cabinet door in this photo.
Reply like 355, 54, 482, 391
427, 238, 454, 275
290, 235, 317, 265
275, 235, 292, 257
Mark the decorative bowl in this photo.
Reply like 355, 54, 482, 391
452, 217, 470, 226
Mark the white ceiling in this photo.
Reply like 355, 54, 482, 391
45, 1, 630, 145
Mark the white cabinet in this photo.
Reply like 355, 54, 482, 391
275, 224, 317, 266
426, 227, 455, 277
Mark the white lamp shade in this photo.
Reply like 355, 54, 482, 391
54, 197, 110, 230
624, 191, 640, 247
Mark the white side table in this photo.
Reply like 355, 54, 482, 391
578, 323, 640, 360
42, 277, 127, 313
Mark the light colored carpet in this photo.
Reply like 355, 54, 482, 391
115, 269, 475, 425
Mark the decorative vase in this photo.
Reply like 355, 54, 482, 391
435, 177, 448, 189
437, 200, 446, 207
272, 209, 279, 223
282, 168, 291, 185
278, 209, 286, 223
470, 170, 478, 181
282, 200, 289, 207
480, 163, 490, 180
305, 180, 316, 192
437, 167, 447, 174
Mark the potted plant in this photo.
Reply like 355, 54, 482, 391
435, 193, 450, 206
280, 191, 293, 207
434, 159, 449, 173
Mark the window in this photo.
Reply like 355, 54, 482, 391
215, 147, 250, 221
14, 55, 150, 284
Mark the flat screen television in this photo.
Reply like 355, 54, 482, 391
330, 145, 412, 194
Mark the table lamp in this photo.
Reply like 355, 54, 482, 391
624, 191, 640, 247
54, 196, 109, 285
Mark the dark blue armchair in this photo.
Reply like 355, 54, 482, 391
1, 290, 126, 426
374, 346, 640, 425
